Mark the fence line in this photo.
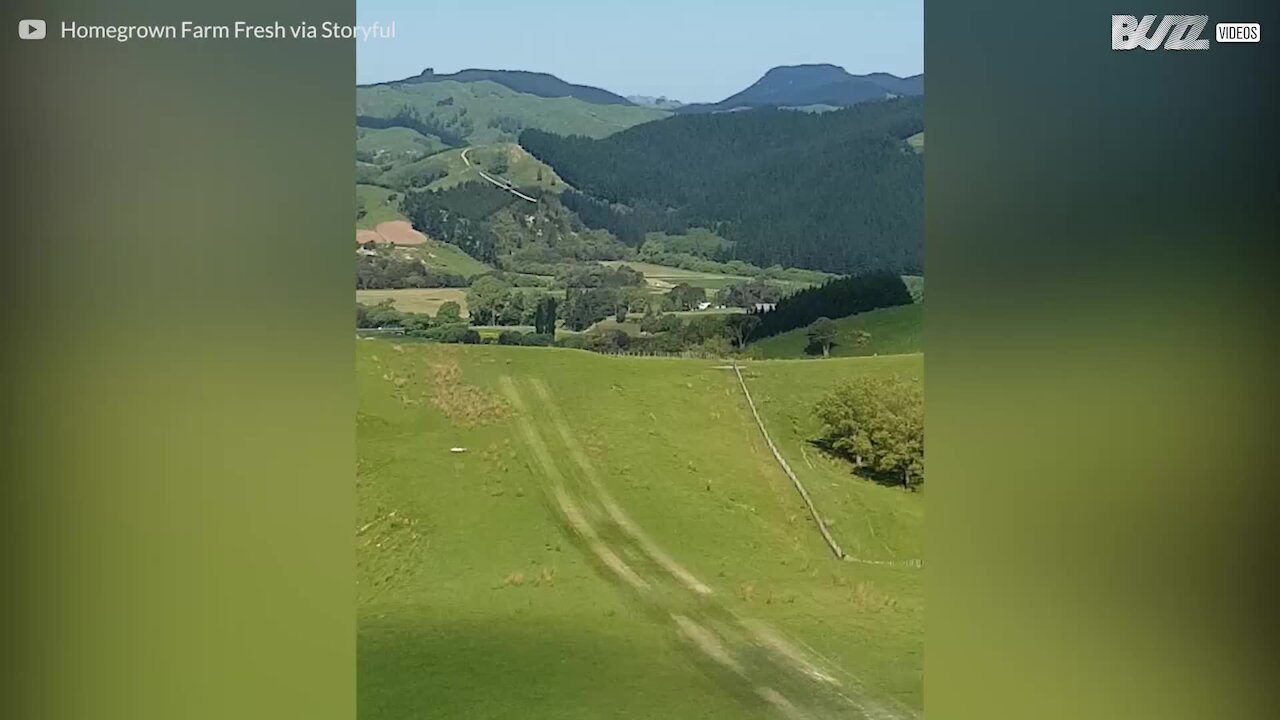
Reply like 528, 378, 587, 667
597, 349, 720, 359
731, 362, 846, 560
731, 362, 924, 570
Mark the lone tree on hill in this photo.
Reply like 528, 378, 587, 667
726, 314, 761, 349
667, 283, 707, 311
435, 301, 463, 324
807, 317, 838, 358
814, 376, 924, 490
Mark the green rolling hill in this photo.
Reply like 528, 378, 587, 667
357, 79, 669, 147
358, 343, 922, 719
751, 303, 923, 359
367, 68, 638, 105
357, 126, 449, 165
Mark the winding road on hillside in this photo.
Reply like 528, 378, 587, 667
460, 147, 540, 203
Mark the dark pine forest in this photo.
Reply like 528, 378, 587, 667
519, 97, 923, 275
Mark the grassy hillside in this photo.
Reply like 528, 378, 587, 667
358, 343, 922, 718
355, 212, 493, 279
907, 132, 924, 152
357, 126, 448, 165
356, 185, 408, 229
371, 68, 636, 106
374, 142, 566, 194
752, 303, 924, 359
676, 65, 922, 115
357, 80, 668, 147
356, 288, 470, 317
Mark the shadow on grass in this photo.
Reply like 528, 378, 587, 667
358, 612, 774, 720
807, 439, 915, 490
803, 340, 835, 357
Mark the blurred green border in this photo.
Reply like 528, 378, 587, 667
3, 1, 1278, 719
928, 2, 1279, 719
2, 2, 354, 719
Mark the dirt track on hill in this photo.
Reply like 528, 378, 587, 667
497, 375, 914, 720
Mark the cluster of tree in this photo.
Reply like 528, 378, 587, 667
399, 182, 519, 262
462, 276, 564, 328
400, 183, 639, 271
466, 276, 538, 326
560, 327, 734, 358
356, 106, 466, 147
355, 250, 468, 289
633, 311, 760, 351
481, 270, 553, 288
405, 181, 520, 221
814, 376, 924, 489
356, 300, 484, 343
552, 264, 644, 289
635, 245, 830, 286
356, 300, 758, 358
496, 330, 556, 346
356, 163, 387, 184
750, 273, 912, 341
557, 191, 684, 246
399, 166, 446, 189
640, 229, 731, 258
520, 98, 923, 274
561, 287, 619, 331
717, 278, 784, 308
487, 114, 525, 134
666, 283, 707, 311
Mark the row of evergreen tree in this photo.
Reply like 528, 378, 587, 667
749, 273, 914, 341
398, 182, 523, 262
519, 99, 923, 275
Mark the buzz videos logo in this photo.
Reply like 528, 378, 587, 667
1112, 15, 1261, 50
1112, 15, 1210, 49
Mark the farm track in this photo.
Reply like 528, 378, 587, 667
461, 147, 539, 203
498, 375, 914, 720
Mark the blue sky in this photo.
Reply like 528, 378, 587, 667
355, 0, 922, 102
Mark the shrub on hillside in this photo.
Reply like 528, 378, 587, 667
520, 333, 555, 347
814, 376, 924, 489
357, 300, 405, 328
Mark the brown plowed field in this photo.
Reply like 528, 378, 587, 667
354, 221, 427, 246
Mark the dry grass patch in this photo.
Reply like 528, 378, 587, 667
425, 350, 509, 426
849, 581, 899, 612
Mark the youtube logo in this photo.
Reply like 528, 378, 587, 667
18, 19, 46, 40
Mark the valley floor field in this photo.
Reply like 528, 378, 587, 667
356, 288, 469, 316
599, 260, 751, 291
358, 343, 922, 719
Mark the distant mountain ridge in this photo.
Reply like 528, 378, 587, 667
677, 64, 923, 114
362, 68, 637, 106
